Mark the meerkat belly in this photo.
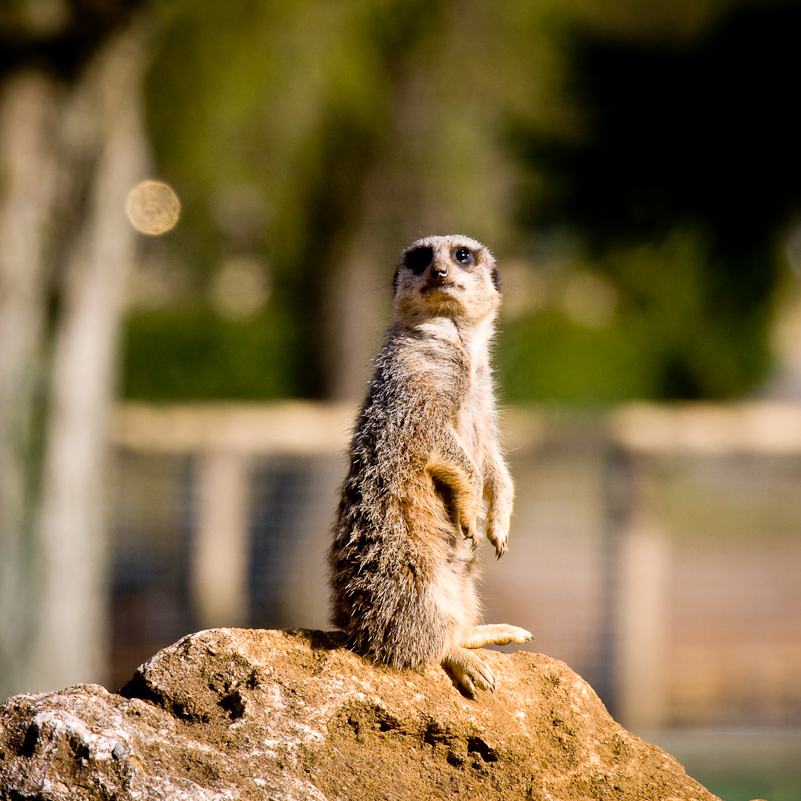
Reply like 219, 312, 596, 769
427, 535, 480, 644
455, 388, 491, 477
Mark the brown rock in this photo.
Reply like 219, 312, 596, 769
0, 628, 720, 800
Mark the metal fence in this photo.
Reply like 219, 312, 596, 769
108, 401, 801, 733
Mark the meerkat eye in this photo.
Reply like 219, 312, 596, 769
405, 245, 433, 275
453, 247, 474, 266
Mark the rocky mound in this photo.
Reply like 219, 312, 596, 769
0, 628, 721, 800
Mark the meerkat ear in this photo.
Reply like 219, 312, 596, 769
491, 263, 501, 293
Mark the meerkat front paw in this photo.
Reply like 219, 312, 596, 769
442, 647, 496, 695
485, 523, 508, 558
460, 512, 480, 546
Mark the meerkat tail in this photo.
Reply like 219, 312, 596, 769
459, 624, 533, 649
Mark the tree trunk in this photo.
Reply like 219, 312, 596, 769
0, 20, 150, 699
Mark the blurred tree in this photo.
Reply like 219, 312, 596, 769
123, 0, 548, 402
0, 0, 150, 698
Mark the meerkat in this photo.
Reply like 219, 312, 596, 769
329, 234, 532, 694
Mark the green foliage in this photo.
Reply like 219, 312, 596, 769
497, 224, 773, 403
123, 305, 299, 400
499, 312, 649, 404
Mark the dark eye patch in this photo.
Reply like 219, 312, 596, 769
405, 245, 433, 275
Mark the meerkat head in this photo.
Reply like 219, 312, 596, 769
392, 235, 501, 325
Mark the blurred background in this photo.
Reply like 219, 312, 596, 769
2, 0, 801, 798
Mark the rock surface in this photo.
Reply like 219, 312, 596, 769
0, 628, 721, 800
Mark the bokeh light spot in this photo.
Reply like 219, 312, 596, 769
210, 256, 270, 320
126, 180, 181, 236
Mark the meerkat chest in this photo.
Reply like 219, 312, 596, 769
397, 319, 494, 462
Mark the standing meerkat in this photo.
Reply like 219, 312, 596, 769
329, 234, 532, 694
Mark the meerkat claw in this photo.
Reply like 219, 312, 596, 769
487, 526, 508, 558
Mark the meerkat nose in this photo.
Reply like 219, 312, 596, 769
432, 263, 448, 279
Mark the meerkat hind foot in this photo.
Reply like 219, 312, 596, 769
460, 624, 533, 649
442, 646, 495, 695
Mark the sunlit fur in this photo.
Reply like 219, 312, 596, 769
329, 235, 531, 694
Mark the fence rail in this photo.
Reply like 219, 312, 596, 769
114, 399, 801, 454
